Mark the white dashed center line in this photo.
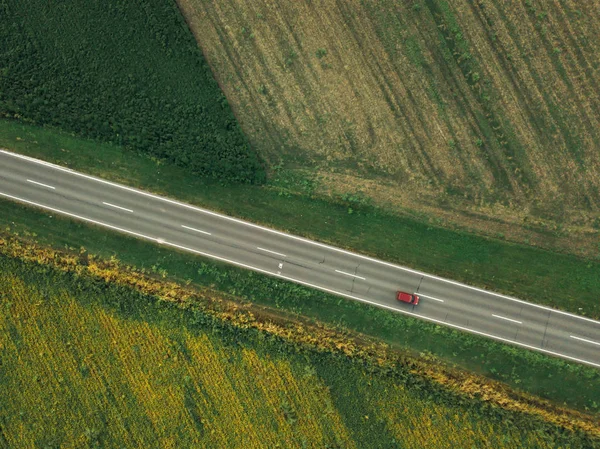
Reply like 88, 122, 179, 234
1, 188, 599, 368
181, 225, 211, 235
257, 247, 287, 258
418, 293, 445, 303
27, 179, 55, 190
570, 335, 600, 346
335, 269, 366, 280
102, 202, 133, 213
492, 314, 522, 325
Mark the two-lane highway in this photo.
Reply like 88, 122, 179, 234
1, 149, 599, 367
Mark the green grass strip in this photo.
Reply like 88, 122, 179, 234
1, 196, 599, 415
1, 119, 598, 319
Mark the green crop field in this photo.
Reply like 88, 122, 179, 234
0, 0, 264, 183
1, 254, 597, 448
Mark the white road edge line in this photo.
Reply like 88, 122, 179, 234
102, 202, 133, 213
257, 247, 286, 258
2, 149, 600, 326
0, 190, 599, 369
417, 293, 445, 303
27, 179, 55, 190
570, 335, 600, 347
492, 314, 523, 325
335, 269, 366, 280
181, 225, 211, 235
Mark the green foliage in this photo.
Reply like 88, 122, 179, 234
0, 0, 265, 184
268, 168, 316, 197
339, 191, 372, 214
315, 48, 328, 59
285, 49, 298, 68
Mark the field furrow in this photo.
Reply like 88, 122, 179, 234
177, 0, 600, 247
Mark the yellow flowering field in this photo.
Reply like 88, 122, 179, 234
0, 258, 594, 448
0, 272, 354, 448
370, 383, 559, 449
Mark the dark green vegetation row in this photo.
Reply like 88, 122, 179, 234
1, 254, 598, 449
2, 190, 599, 417
0, 0, 264, 183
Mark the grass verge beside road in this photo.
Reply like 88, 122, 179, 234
1, 198, 599, 417
1, 119, 599, 320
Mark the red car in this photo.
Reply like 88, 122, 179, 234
397, 291, 419, 305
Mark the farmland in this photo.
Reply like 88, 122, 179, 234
0, 0, 264, 183
1, 253, 598, 448
179, 0, 600, 255
0, 265, 352, 448
1, 0, 599, 445
2, 121, 600, 416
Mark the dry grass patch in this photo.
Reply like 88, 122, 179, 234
177, 0, 600, 255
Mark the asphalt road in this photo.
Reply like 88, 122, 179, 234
1, 149, 599, 368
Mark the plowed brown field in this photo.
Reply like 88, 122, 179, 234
177, 0, 600, 255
